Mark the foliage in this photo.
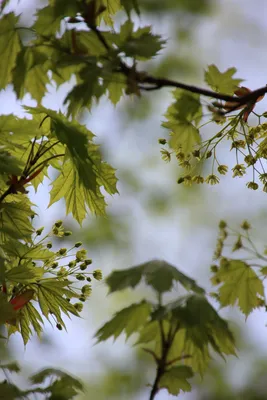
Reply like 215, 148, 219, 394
0, 362, 83, 399
96, 260, 236, 397
0, 0, 266, 398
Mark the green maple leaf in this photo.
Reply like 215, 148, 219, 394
162, 120, 201, 155
0, 12, 22, 89
159, 366, 193, 395
96, 0, 121, 26
37, 279, 80, 329
0, 198, 34, 242
107, 73, 126, 105
120, 25, 165, 60
205, 64, 243, 94
214, 260, 264, 316
49, 160, 106, 223
0, 151, 24, 177
26, 106, 98, 191
95, 301, 151, 342
6, 264, 44, 284
2, 240, 54, 260
30, 368, 83, 390
121, 0, 140, 16
0, 114, 42, 143
165, 89, 203, 125
106, 259, 204, 294
12, 48, 49, 103
33, 1, 79, 36
151, 294, 235, 375
64, 65, 104, 117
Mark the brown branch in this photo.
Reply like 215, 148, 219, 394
86, 23, 267, 112
138, 75, 267, 107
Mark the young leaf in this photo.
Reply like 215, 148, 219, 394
33, 1, 79, 36
95, 301, 151, 342
2, 241, 54, 260
0, 13, 22, 89
12, 48, 50, 103
37, 279, 80, 327
204, 64, 243, 94
49, 160, 106, 223
64, 64, 103, 117
165, 89, 203, 125
6, 266, 44, 284
159, 366, 193, 395
162, 120, 201, 155
0, 199, 34, 242
121, 0, 140, 16
26, 106, 97, 191
214, 260, 264, 316
19, 305, 32, 345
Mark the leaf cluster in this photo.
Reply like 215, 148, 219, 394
210, 220, 267, 317
0, 362, 83, 399
95, 259, 236, 397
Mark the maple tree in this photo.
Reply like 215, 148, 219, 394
0, 0, 267, 399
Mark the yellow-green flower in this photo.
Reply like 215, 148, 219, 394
192, 175, 204, 184
246, 181, 259, 190
205, 174, 219, 185
232, 164, 246, 177
217, 165, 228, 175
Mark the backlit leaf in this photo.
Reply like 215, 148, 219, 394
213, 260, 264, 316
49, 160, 106, 223
205, 64, 243, 94
6, 266, 44, 283
26, 106, 97, 191
0, 13, 21, 89
0, 198, 34, 242
159, 366, 193, 395
163, 120, 201, 155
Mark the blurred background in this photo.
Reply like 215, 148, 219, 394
1, 0, 267, 398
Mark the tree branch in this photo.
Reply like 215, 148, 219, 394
86, 23, 267, 112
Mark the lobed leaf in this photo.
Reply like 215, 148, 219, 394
95, 301, 151, 342
106, 259, 205, 294
205, 64, 243, 94
212, 260, 264, 316
159, 366, 193, 395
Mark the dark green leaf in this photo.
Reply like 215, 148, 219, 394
106, 259, 204, 294
30, 368, 83, 392
120, 26, 165, 60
